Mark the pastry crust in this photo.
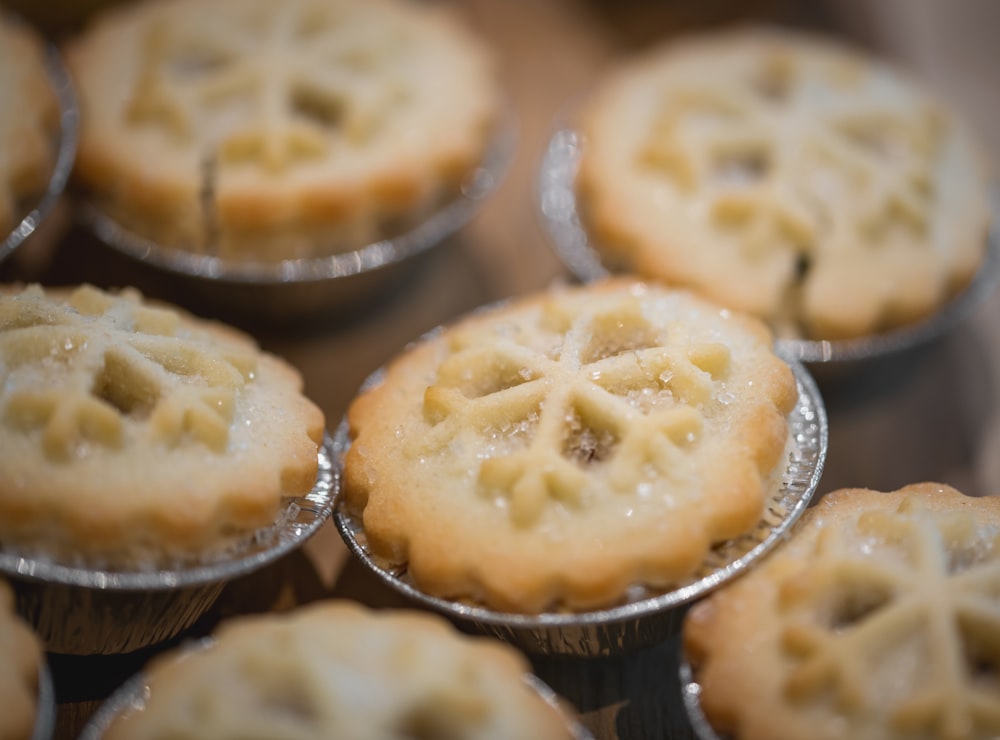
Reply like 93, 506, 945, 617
0, 14, 58, 237
66, 0, 499, 261
0, 580, 41, 740
343, 279, 798, 613
684, 483, 1000, 740
104, 601, 578, 740
576, 27, 991, 340
0, 284, 325, 567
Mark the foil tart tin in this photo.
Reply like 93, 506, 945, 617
31, 662, 56, 740
332, 360, 827, 658
78, 638, 595, 740
79, 114, 515, 321
538, 128, 1000, 368
679, 657, 725, 740
0, 29, 79, 264
0, 433, 338, 656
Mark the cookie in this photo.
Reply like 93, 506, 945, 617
103, 601, 580, 740
0, 283, 325, 567
684, 483, 1000, 740
342, 279, 798, 613
576, 27, 991, 340
66, 0, 500, 261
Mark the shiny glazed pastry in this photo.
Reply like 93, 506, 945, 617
0, 579, 42, 740
0, 283, 325, 567
65, 0, 500, 261
576, 27, 991, 340
103, 600, 580, 739
684, 482, 1000, 740
343, 279, 798, 613
0, 13, 59, 237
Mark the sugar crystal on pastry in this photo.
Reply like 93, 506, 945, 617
0, 284, 325, 567
343, 279, 798, 613
685, 483, 1000, 740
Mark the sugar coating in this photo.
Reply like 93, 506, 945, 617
343, 279, 798, 613
0, 284, 325, 566
685, 483, 1000, 740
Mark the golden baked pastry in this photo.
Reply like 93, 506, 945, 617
103, 600, 579, 739
684, 483, 1000, 740
0, 283, 325, 567
66, 0, 500, 261
343, 279, 798, 613
576, 27, 991, 341
0, 14, 59, 237
0, 579, 41, 740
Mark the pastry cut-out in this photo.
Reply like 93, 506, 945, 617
685, 483, 1000, 740
343, 279, 798, 613
0, 284, 324, 566
576, 28, 990, 340
67, 0, 500, 260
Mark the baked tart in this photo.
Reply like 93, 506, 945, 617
0, 13, 59, 239
97, 601, 585, 740
66, 0, 500, 261
0, 283, 325, 567
575, 27, 992, 341
342, 279, 800, 614
684, 483, 1000, 740
0, 578, 43, 740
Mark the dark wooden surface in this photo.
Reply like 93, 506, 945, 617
2, 1, 999, 738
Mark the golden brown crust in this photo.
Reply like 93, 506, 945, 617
66, 0, 500, 261
684, 483, 1000, 740
343, 279, 798, 613
576, 27, 991, 341
0, 14, 59, 236
0, 580, 40, 740
104, 601, 577, 740
0, 284, 325, 566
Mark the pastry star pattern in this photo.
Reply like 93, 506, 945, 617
640, 49, 941, 260
778, 496, 1000, 740
420, 294, 732, 527
126, 0, 408, 171
0, 285, 257, 459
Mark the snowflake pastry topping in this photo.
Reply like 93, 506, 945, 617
126, 0, 409, 171
778, 496, 1000, 739
419, 295, 732, 527
640, 49, 942, 259
0, 285, 257, 460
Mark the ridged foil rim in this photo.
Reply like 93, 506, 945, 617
0, 433, 338, 591
80, 111, 516, 284
537, 128, 1000, 365
679, 657, 725, 740
78, 639, 595, 740
0, 27, 79, 264
332, 359, 827, 639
